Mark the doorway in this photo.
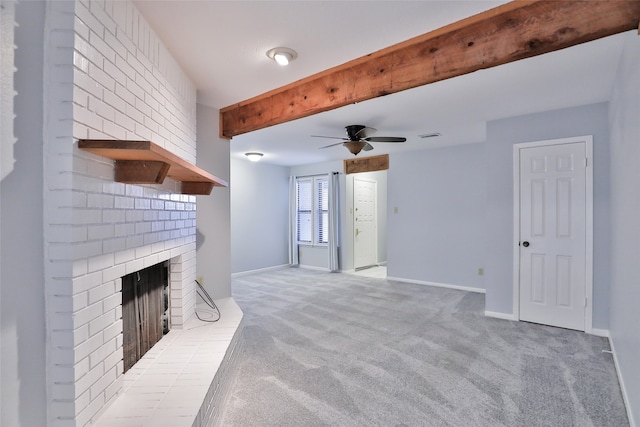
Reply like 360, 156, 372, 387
513, 136, 593, 332
353, 177, 378, 270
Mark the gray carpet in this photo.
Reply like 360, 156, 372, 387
218, 268, 628, 426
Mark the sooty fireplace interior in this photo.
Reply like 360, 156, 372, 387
122, 262, 170, 372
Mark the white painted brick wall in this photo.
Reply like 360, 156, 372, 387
43, 0, 201, 425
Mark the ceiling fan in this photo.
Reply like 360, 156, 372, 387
312, 124, 406, 155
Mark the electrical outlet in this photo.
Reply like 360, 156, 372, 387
477, 268, 484, 276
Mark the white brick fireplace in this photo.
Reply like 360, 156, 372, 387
41, 1, 224, 424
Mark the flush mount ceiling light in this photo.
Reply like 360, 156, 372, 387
266, 47, 298, 66
245, 152, 264, 162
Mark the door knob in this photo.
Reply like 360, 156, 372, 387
522, 241, 530, 247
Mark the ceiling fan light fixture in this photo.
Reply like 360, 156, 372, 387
245, 152, 264, 162
266, 47, 298, 66
345, 141, 367, 155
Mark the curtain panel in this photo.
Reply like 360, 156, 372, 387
328, 172, 340, 272
288, 175, 299, 266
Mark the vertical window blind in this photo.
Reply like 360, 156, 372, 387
296, 178, 312, 243
296, 176, 328, 245
317, 178, 329, 244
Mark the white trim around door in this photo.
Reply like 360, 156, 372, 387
512, 135, 594, 333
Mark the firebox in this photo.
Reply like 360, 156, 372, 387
121, 262, 170, 372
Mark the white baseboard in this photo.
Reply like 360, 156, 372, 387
484, 311, 517, 321
231, 264, 289, 278
298, 264, 330, 272
386, 276, 485, 294
609, 337, 636, 427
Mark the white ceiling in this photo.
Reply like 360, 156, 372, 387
133, 1, 632, 167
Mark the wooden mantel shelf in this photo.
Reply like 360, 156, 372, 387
78, 140, 228, 195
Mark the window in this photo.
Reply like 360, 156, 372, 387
296, 176, 329, 245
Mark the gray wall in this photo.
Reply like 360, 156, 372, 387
230, 157, 289, 274
0, 2, 47, 425
387, 143, 486, 289
484, 102, 611, 328
196, 104, 231, 298
608, 35, 640, 426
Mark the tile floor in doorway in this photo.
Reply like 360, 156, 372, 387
350, 266, 387, 279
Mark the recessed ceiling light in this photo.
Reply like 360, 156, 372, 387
266, 47, 298, 66
245, 152, 264, 162
418, 132, 442, 139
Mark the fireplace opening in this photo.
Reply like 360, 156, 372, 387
122, 261, 170, 373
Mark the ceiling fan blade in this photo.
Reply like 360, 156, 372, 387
362, 142, 374, 151
364, 136, 406, 143
318, 141, 345, 149
310, 135, 348, 140
354, 126, 377, 139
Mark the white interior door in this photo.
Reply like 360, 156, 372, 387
354, 177, 377, 269
517, 140, 590, 331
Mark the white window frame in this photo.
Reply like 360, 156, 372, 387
296, 175, 329, 246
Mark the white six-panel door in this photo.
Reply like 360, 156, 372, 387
354, 178, 377, 270
516, 139, 591, 331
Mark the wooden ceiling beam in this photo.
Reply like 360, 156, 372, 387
220, 0, 640, 139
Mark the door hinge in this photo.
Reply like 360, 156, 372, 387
585, 158, 588, 167
584, 297, 588, 308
